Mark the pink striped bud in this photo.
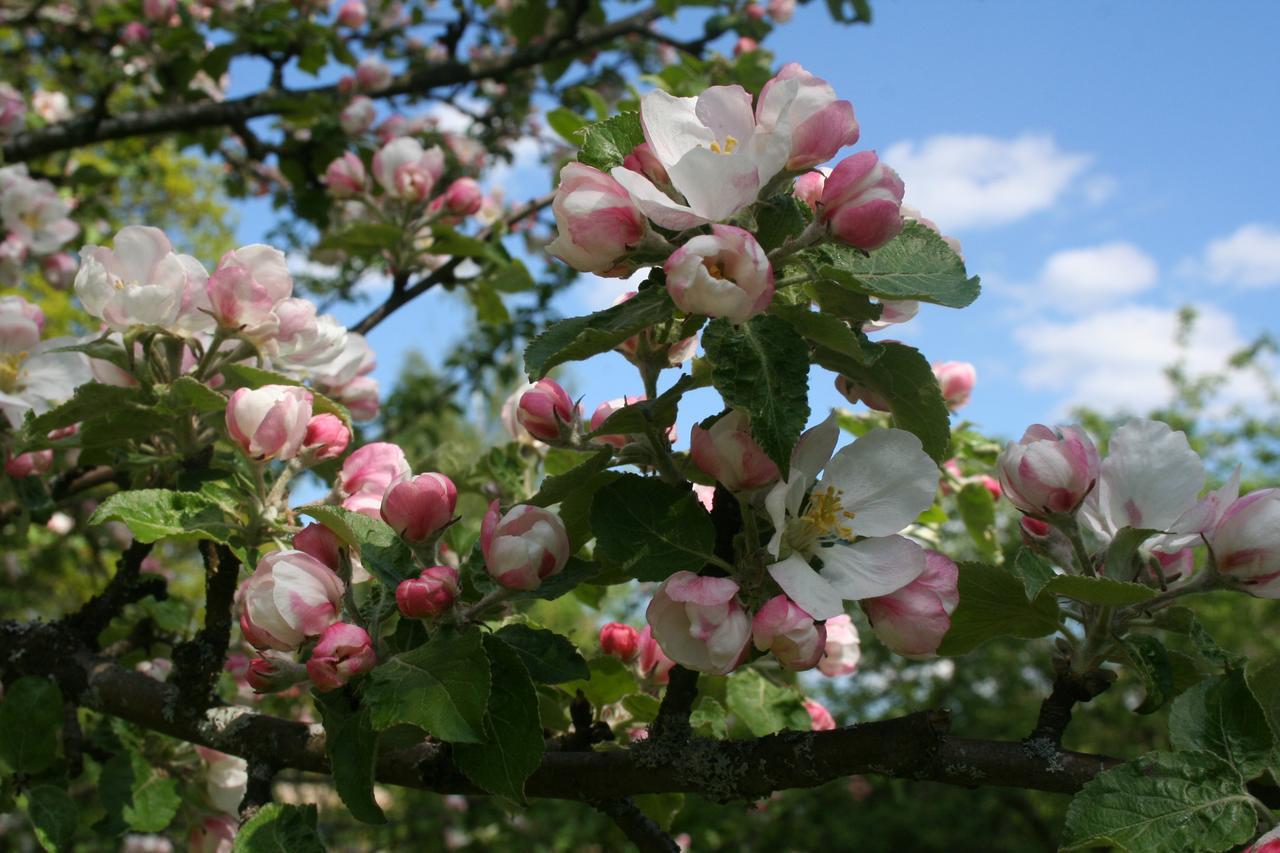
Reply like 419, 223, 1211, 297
307, 622, 377, 691
1208, 489, 1280, 598
756, 64, 859, 170
339, 97, 376, 135
997, 424, 1100, 516
481, 501, 571, 591
336, 0, 367, 28
245, 654, 308, 693
546, 162, 646, 275
396, 565, 460, 618
819, 151, 905, 251
621, 142, 669, 186
5, 449, 53, 478
752, 595, 826, 671
734, 36, 758, 56
664, 225, 773, 325
372, 138, 444, 202
834, 374, 890, 412
646, 572, 751, 675
516, 378, 574, 442
794, 171, 826, 211
980, 475, 1002, 501
432, 177, 483, 217
380, 472, 457, 542
237, 549, 344, 651
690, 410, 780, 492
636, 625, 674, 684
338, 441, 410, 498
293, 522, 342, 570
933, 361, 976, 410
324, 152, 366, 197
599, 622, 640, 661
804, 698, 835, 731
302, 413, 350, 460
225, 385, 313, 461
862, 550, 959, 658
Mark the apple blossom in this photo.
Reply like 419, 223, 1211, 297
481, 501, 571, 591
75, 226, 210, 332
664, 224, 774, 324
205, 244, 293, 333
804, 699, 836, 731
0, 294, 44, 353
293, 522, 342, 570
636, 625, 675, 683
355, 56, 392, 91
0, 337, 92, 428
765, 415, 938, 620
336, 0, 367, 27
734, 36, 758, 56
270, 298, 349, 369
238, 549, 344, 651
307, 622, 378, 691
198, 747, 247, 815
690, 409, 780, 491
862, 550, 959, 658
818, 151, 905, 251
613, 291, 698, 366
621, 142, 670, 186
381, 472, 458, 542
373, 137, 445, 201
752, 595, 827, 671
432, 177, 484, 216
997, 424, 1100, 517
5, 448, 53, 478
244, 653, 308, 693
32, 90, 71, 123
396, 565, 460, 618
932, 361, 975, 410
646, 572, 751, 675
864, 299, 919, 333
599, 622, 640, 661
324, 152, 366, 197
817, 613, 861, 677
1207, 489, 1280, 598
755, 64, 860, 171
545, 162, 646, 274
0, 84, 24, 137
302, 413, 351, 460
41, 252, 77, 288
794, 170, 825, 210
1, 165, 80, 255
142, 0, 176, 22
767, 0, 795, 22
340, 96, 376, 135
516, 378, 574, 442
225, 385, 314, 461
189, 814, 237, 853
338, 441, 411, 499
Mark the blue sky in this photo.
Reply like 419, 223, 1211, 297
233, 0, 1280, 445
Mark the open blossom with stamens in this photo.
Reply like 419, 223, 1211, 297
665, 224, 774, 324
765, 414, 938, 620
75, 225, 211, 333
373, 138, 445, 201
1, 165, 80, 257
646, 572, 751, 675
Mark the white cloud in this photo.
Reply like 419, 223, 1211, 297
1035, 242, 1158, 310
1203, 224, 1280, 288
882, 133, 1092, 231
571, 268, 648, 313
1014, 303, 1263, 414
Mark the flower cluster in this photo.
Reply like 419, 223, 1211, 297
0, 164, 79, 283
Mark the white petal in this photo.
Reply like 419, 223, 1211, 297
768, 554, 845, 620
1096, 419, 1205, 533
640, 89, 713, 169
667, 146, 762, 223
818, 535, 925, 601
694, 85, 755, 146
610, 167, 707, 231
821, 429, 938, 536
791, 412, 839, 483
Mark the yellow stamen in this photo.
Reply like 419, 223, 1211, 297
708, 135, 739, 155
799, 485, 856, 540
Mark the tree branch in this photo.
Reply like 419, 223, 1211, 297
592, 797, 680, 853
171, 542, 242, 710
1, 8, 663, 162
60, 540, 161, 648
1028, 664, 1116, 747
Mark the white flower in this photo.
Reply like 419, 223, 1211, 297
0, 336, 92, 428
763, 414, 939, 620
75, 226, 211, 333
0, 165, 79, 255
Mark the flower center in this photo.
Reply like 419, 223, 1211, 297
789, 485, 856, 552
0, 351, 27, 393
708, 135, 739, 155
702, 259, 726, 279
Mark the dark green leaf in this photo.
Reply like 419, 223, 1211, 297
1245, 657, 1280, 741
315, 693, 386, 824
1120, 634, 1174, 714
510, 557, 603, 601
24, 785, 78, 853
808, 222, 980, 308
527, 448, 615, 508
88, 489, 234, 543
808, 280, 884, 325
494, 624, 590, 684
936, 562, 1060, 656
233, 803, 326, 853
1170, 670, 1275, 778
121, 752, 180, 832
769, 303, 873, 364
725, 669, 810, 736
562, 655, 637, 706
1043, 575, 1157, 605
587, 374, 703, 440
702, 314, 811, 474
956, 482, 998, 561
365, 627, 491, 742
0, 677, 62, 774
22, 382, 152, 445
158, 377, 228, 415
524, 286, 674, 379
754, 194, 810, 253
1010, 548, 1056, 601
591, 474, 717, 582
576, 112, 644, 171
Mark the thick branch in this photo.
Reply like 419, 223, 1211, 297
61, 540, 161, 648
1028, 665, 1116, 747
1, 619, 1124, 803
171, 543, 242, 709
1, 9, 662, 162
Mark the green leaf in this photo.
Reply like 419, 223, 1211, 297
814, 340, 951, 462
633, 793, 685, 832
431, 224, 498, 260
769, 303, 873, 365
754, 194, 811, 253
453, 635, 545, 803
622, 693, 662, 722
808, 221, 980, 308
158, 376, 228, 414
524, 286, 674, 379
562, 656, 638, 707
689, 697, 728, 738
88, 489, 233, 543
297, 504, 397, 548
808, 280, 884, 325
314, 222, 403, 255
23, 785, 78, 853
0, 677, 62, 774
233, 803, 326, 853
314, 693, 386, 824
511, 557, 605, 601
591, 474, 717, 582
936, 562, 1061, 656
121, 752, 180, 832
576, 112, 644, 171
21, 381, 146, 440
1061, 751, 1256, 853
956, 482, 998, 561
1120, 634, 1175, 714
725, 668, 810, 736
364, 627, 491, 742
1010, 548, 1056, 601
1245, 657, 1280, 740
587, 374, 703, 440
1169, 670, 1275, 779
547, 107, 589, 142
1103, 526, 1159, 580
494, 624, 590, 684
702, 314, 811, 474
527, 447, 615, 508
1043, 575, 1157, 605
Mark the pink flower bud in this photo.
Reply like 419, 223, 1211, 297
40, 253, 77, 289
1020, 515, 1052, 541
819, 151, 905, 251
664, 224, 774, 325
862, 550, 959, 658
980, 475, 1002, 501
546, 162, 646, 274
307, 622, 377, 691
744, 3, 765, 19
516, 378, 574, 443
767, 0, 795, 21
1208, 489, 1280, 598
237, 549, 344, 651
338, 441, 410, 498
293, 522, 342, 570
142, 0, 175, 21
189, 814, 237, 853
302, 413, 350, 460
205, 243, 292, 333
381, 472, 457, 542
932, 361, 975, 410
5, 448, 53, 478
396, 565, 460, 618
244, 653, 308, 693
833, 374, 890, 412
433, 177, 483, 217
794, 171, 826, 211
997, 424, 1100, 516
120, 21, 151, 44
481, 501, 571, 591
621, 142, 669, 186
0, 83, 26, 138
804, 698, 836, 731
752, 595, 826, 671
355, 57, 391, 92
756, 64, 859, 170
589, 396, 641, 449
225, 385, 313, 461
336, 0, 367, 27
636, 625, 674, 683
734, 36, 758, 56
339, 96, 376, 135
599, 622, 640, 661
646, 572, 751, 675
612, 290, 698, 366
323, 152, 366, 197
372, 138, 444, 201
817, 613, 860, 677
690, 410, 780, 492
